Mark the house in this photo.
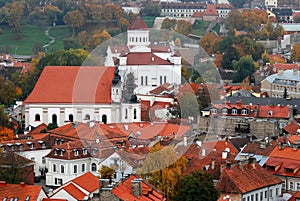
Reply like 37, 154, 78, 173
0, 181, 48, 200
265, 145, 300, 192
261, 68, 300, 98
217, 158, 283, 201
99, 175, 166, 201
23, 66, 141, 128
50, 172, 99, 201
192, 4, 219, 21
270, 7, 294, 22
105, 16, 182, 95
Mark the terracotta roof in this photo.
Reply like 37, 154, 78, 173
217, 163, 282, 194
273, 63, 300, 72
149, 83, 174, 95
284, 121, 300, 135
242, 141, 276, 156
258, 105, 290, 119
0, 182, 46, 200
111, 175, 166, 201
24, 66, 115, 104
62, 183, 86, 200
265, 156, 300, 178
270, 146, 300, 161
121, 52, 173, 65
149, 45, 172, 53
128, 16, 148, 30
289, 190, 300, 201
204, 4, 219, 16
43, 199, 67, 201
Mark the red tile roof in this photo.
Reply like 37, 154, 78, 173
24, 66, 115, 104
217, 163, 282, 194
71, 172, 99, 193
284, 121, 300, 135
289, 190, 300, 201
204, 4, 219, 16
242, 141, 277, 156
122, 52, 172, 65
270, 146, 300, 161
273, 63, 300, 72
265, 156, 300, 178
258, 105, 290, 119
111, 175, 166, 201
128, 16, 148, 30
0, 182, 46, 200
62, 183, 86, 200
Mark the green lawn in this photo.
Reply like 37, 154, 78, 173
0, 24, 70, 55
191, 20, 211, 36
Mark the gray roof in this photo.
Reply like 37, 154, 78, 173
263, 69, 300, 83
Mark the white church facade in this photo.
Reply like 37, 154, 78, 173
23, 66, 141, 128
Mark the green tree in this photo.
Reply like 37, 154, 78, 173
0, 76, 17, 106
161, 18, 177, 30
0, 105, 10, 128
221, 46, 240, 69
228, 0, 247, 8
173, 170, 219, 201
233, 55, 256, 83
142, 3, 161, 17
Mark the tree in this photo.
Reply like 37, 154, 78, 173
137, 144, 188, 199
262, 50, 270, 65
233, 55, 256, 83
200, 32, 222, 56
99, 165, 115, 180
228, 0, 247, 8
225, 10, 244, 31
0, 105, 11, 129
0, 126, 14, 142
161, 18, 177, 30
173, 170, 219, 201
176, 20, 192, 36
142, 3, 161, 17
291, 43, 300, 62
63, 10, 84, 35
92, 30, 111, 47
221, 46, 240, 69
174, 38, 182, 47
63, 37, 82, 50
0, 76, 18, 106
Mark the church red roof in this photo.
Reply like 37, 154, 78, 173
122, 52, 172, 65
24, 66, 115, 104
128, 16, 148, 30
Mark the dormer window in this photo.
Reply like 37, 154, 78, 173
211, 109, 217, 114
74, 149, 78, 156
60, 149, 65, 156
82, 148, 87, 155
232, 109, 237, 115
241, 109, 248, 115
1, 145, 5, 153
92, 148, 98, 155
222, 108, 228, 114
85, 114, 90, 120
54, 148, 59, 156
268, 111, 273, 116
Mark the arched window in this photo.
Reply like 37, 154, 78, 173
222, 109, 228, 114
69, 114, 73, 122
241, 109, 248, 115
35, 114, 40, 121
60, 165, 65, 174
211, 109, 217, 114
232, 109, 237, 115
85, 114, 90, 120
53, 164, 56, 172
102, 115, 107, 124
116, 89, 118, 95
134, 109, 137, 119
52, 114, 57, 124
91, 163, 97, 172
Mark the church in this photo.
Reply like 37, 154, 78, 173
105, 16, 182, 94
23, 66, 141, 128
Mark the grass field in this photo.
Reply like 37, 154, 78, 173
191, 20, 211, 36
142, 16, 156, 28
0, 24, 70, 55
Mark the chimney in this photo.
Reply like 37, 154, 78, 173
249, 157, 256, 169
131, 178, 142, 198
99, 178, 110, 189
89, 120, 95, 128
0, 181, 6, 187
211, 158, 215, 170
183, 136, 187, 146
222, 150, 228, 159
201, 148, 206, 156
20, 182, 25, 187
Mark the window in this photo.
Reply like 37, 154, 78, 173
290, 181, 294, 190
260, 192, 263, 201
53, 164, 57, 172
164, 76, 166, 83
74, 165, 78, 174
282, 181, 286, 189
35, 114, 40, 121
102, 115, 107, 124
55, 178, 63, 185
69, 114, 73, 122
141, 76, 144, 85
134, 109, 137, 120
241, 109, 248, 115
145, 76, 148, 85
276, 188, 279, 196
125, 108, 128, 119
211, 109, 217, 114
265, 190, 267, 198
74, 150, 78, 156
82, 164, 85, 172
222, 108, 228, 114
42, 157, 46, 164
269, 189, 273, 198
232, 109, 237, 115
52, 114, 57, 124
160, 76, 162, 85
268, 111, 273, 116
297, 182, 300, 191
255, 194, 258, 201
116, 89, 118, 95
85, 114, 90, 120
91, 163, 97, 172
251, 195, 253, 201
60, 165, 65, 174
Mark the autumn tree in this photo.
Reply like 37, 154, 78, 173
200, 32, 222, 56
161, 18, 177, 30
63, 10, 84, 35
137, 144, 188, 199
92, 30, 111, 47
0, 76, 18, 106
292, 43, 300, 62
176, 20, 192, 36
0, 126, 14, 142
173, 170, 219, 201
8, 2, 24, 39
0, 105, 10, 128
262, 50, 270, 65
225, 10, 244, 31
99, 165, 115, 180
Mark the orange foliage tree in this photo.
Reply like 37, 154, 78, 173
199, 32, 222, 56
0, 126, 14, 142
